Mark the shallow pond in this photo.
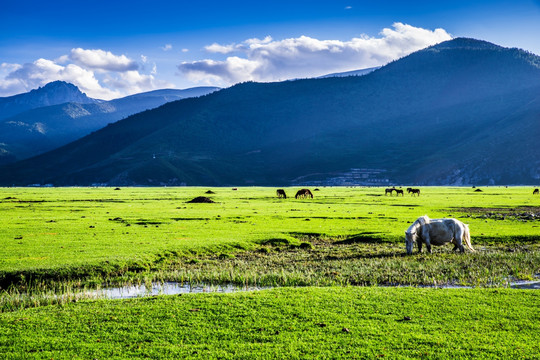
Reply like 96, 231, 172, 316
510, 280, 540, 290
87, 278, 540, 300
89, 282, 270, 299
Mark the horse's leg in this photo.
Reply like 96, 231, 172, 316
454, 226, 465, 253
417, 240, 423, 253
421, 228, 432, 253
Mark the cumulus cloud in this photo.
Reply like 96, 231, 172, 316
0, 48, 173, 100
2, 58, 121, 99
205, 43, 236, 54
70, 48, 139, 72
162, 44, 172, 51
178, 23, 452, 86
104, 70, 173, 94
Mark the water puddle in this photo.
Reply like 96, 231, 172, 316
84, 278, 539, 300
510, 280, 540, 290
88, 282, 271, 299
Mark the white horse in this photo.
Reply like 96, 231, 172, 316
405, 215, 475, 255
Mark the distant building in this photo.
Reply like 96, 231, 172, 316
291, 168, 392, 186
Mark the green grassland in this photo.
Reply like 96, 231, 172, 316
0, 186, 538, 292
0, 287, 539, 359
0, 187, 539, 358
0, 186, 538, 273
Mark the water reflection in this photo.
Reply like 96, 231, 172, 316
91, 282, 270, 299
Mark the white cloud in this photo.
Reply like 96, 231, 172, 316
0, 48, 173, 99
1, 58, 121, 99
70, 48, 138, 72
178, 23, 452, 86
104, 70, 173, 93
205, 43, 237, 54
181, 48, 189, 53
162, 44, 172, 51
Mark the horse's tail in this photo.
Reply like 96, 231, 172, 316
463, 224, 475, 252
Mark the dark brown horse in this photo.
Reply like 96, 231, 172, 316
534, 188, 539, 195
295, 188, 314, 199
410, 188, 420, 196
395, 189, 404, 196
385, 187, 396, 196
276, 189, 287, 199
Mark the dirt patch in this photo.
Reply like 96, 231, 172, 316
334, 233, 387, 245
187, 196, 215, 203
135, 220, 163, 225
262, 238, 291, 246
172, 217, 211, 221
456, 206, 540, 213
205, 190, 215, 194
454, 206, 540, 221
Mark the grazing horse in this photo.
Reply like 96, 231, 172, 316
407, 187, 413, 193
410, 189, 420, 196
276, 189, 287, 199
534, 188, 539, 195
405, 215, 474, 255
385, 187, 396, 196
295, 188, 314, 199
395, 189, 404, 196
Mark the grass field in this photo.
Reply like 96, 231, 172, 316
1, 186, 538, 272
0, 186, 538, 358
0, 287, 538, 359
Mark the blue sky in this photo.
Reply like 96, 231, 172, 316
1, 0, 539, 99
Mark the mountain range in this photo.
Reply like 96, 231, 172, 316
0, 82, 219, 163
1, 38, 539, 186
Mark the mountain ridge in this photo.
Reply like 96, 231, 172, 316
0, 81, 95, 120
1, 38, 539, 186
0, 85, 220, 163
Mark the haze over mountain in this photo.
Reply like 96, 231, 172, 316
0, 81, 95, 121
317, 67, 381, 79
1, 38, 539, 186
0, 84, 219, 163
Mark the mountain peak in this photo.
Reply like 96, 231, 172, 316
0, 81, 96, 120
429, 37, 504, 51
40, 80, 78, 91
31, 81, 93, 102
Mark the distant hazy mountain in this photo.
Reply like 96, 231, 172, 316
0, 84, 219, 163
0, 81, 95, 121
318, 67, 380, 78
1, 38, 539, 186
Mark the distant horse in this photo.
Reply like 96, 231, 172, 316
395, 189, 404, 196
406, 187, 413, 193
276, 189, 287, 199
295, 189, 314, 199
385, 187, 396, 196
534, 188, 539, 195
405, 215, 474, 255
410, 189, 420, 196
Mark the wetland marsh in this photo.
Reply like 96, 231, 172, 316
0, 186, 538, 358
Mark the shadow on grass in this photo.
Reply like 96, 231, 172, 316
334, 232, 388, 245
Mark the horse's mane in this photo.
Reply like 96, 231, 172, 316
406, 215, 430, 235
